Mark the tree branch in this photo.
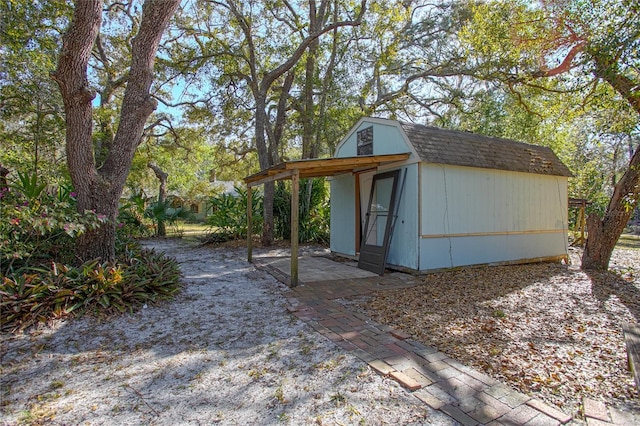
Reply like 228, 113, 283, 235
531, 41, 586, 78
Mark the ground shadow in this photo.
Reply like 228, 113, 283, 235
587, 268, 640, 323
616, 234, 640, 250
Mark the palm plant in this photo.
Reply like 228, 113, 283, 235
145, 200, 193, 237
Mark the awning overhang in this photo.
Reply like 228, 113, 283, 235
244, 152, 410, 288
244, 153, 411, 187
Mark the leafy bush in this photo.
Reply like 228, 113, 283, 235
117, 191, 153, 238
145, 200, 193, 236
274, 178, 330, 244
300, 202, 330, 244
1, 173, 106, 274
203, 180, 329, 244
0, 170, 183, 332
0, 247, 181, 332
205, 186, 263, 242
9, 170, 47, 200
117, 208, 153, 238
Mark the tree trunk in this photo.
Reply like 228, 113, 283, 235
254, 95, 275, 246
72, 178, 120, 262
582, 143, 640, 270
52, 0, 179, 263
148, 163, 168, 237
0, 164, 9, 189
76, 188, 118, 262
301, 2, 320, 160
51, 0, 105, 260
268, 71, 295, 161
581, 51, 640, 270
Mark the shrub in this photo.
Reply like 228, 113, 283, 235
205, 186, 263, 242
0, 171, 183, 332
145, 200, 193, 237
0, 247, 181, 332
10, 170, 47, 200
1, 174, 106, 275
274, 178, 330, 244
117, 191, 153, 238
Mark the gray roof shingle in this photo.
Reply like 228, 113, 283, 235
400, 122, 573, 177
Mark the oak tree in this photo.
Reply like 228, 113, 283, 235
0, 0, 71, 180
51, 0, 179, 262
176, 0, 366, 245
460, 0, 640, 270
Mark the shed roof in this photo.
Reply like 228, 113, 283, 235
400, 122, 573, 177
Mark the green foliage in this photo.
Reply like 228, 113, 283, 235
0, 247, 181, 332
145, 200, 194, 237
128, 129, 219, 207
0, 169, 182, 332
0, 1, 71, 183
1, 174, 106, 275
117, 191, 153, 239
205, 186, 263, 241
9, 170, 47, 200
274, 178, 330, 244
55, 182, 75, 203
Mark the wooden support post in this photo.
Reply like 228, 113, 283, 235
247, 185, 253, 263
579, 205, 586, 243
355, 173, 361, 253
290, 170, 299, 287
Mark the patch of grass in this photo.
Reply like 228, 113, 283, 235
17, 403, 56, 425
191, 370, 204, 382
329, 391, 346, 406
314, 354, 345, 370
300, 343, 313, 356
356, 366, 369, 379
277, 412, 290, 422
489, 347, 502, 356
334, 370, 352, 385
491, 309, 507, 318
267, 343, 280, 360
274, 384, 287, 404
346, 404, 361, 417
168, 221, 209, 238
248, 367, 268, 380
50, 380, 64, 390
617, 234, 640, 250
17, 410, 37, 425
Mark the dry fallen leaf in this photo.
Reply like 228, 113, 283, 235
349, 247, 640, 419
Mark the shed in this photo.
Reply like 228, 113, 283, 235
330, 117, 573, 273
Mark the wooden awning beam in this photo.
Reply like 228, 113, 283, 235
247, 169, 295, 188
244, 153, 411, 186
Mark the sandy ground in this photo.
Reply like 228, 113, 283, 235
1, 239, 455, 426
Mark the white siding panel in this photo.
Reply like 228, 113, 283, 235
386, 164, 419, 270
330, 174, 356, 255
421, 164, 568, 235
422, 165, 447, 235
419, 163, 569, 270
420, 232, 567, 270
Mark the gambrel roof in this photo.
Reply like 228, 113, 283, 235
401, 122, 573, 177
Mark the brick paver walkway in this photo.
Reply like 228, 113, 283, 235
256, 257, 639, 425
